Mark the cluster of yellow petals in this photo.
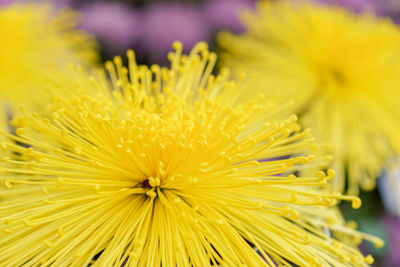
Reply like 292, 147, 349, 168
0, 3, 97, 122
0, 42, 382, 266
218, 0, 400, 195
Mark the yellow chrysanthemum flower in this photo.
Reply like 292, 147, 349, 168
0, 3, 97, 117
0, 43, 381, 266
218, 0, 400, 195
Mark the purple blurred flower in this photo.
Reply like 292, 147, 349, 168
141, 4, 209, 63
380, 0, 400, 23
383, 0, 400, 11
317, 0, 382, 13
203, 0, 254, 32
0, 0, 15, 5
1, 0, 72, 8
81, 2, 142, 55
383, 215, 400, 265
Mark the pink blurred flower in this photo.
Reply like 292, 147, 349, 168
383, 215, 400, 265
318, 0, 382, 13
0, 0, 15, 5
1, 0, 73, 8
203, 0, 254, 32
381, 0, 400, 23
81, 2, 142, 55
141, 4, 209, 63
383, 0, 400, 11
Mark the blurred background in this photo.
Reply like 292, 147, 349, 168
55, 0, 255, 64
52, 0, 400, 66
2, 0, 400, 266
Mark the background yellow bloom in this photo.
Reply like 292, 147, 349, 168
0, 3, 98, 123
218, 0, 400, 195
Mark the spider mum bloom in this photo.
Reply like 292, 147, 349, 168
0, 3, 97, 115
0, 42, 382, 266
218, 0, 400, 195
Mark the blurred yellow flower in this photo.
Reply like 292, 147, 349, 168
0, 43, 381, 266
0, 3, 98, 120
218, 0, 400, 195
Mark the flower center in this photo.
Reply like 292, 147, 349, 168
316, 65, 347, 89
141, 179, 151, 189
330, 69, 345, 84
141, 177, 162, 198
